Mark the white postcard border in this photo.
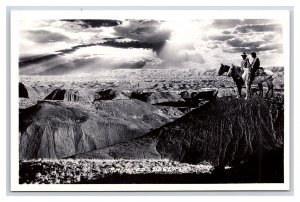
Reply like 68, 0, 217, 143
10, 9, 291, 192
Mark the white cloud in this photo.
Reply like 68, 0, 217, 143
19, 19, 285, 75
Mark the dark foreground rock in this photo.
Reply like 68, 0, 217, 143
79, 148, 283, 184
19, 83, 29, 98
19, 100, 170, 159
73, 98, 283, 168
19, 147, 283, 184
20, 83, 53, 101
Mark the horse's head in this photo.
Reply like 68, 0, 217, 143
227, 64, 235, 77
218, 63, 230, 76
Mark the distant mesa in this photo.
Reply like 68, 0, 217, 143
44, 89, 82, 102
19, 100, 170, 159
180, 91, 194, 99
42, 87, 218, 110
44, 88, 103, 103
44, 88, 130, 103
72, 98, 283, 168
131, 91, 185, 105
193, 89, 218, 100
19, 83, 29, 98
180, 89, 218, 101
20, 83, 52, 101
43, 88, 217, 104
45, 89, 67, 100
94, 89, 129, 101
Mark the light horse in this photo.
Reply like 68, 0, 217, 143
218, 64, 274, 98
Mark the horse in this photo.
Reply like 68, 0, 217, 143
218, 63, 274, 98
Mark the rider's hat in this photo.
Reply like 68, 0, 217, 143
241, 52, 247, 56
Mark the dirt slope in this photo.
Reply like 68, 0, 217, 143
72, 98, 283, 167
19, 100, 170, 159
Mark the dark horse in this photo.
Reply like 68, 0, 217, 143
218, 64, 244, 98
218, 63, 274, 98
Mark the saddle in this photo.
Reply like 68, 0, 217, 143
256, 67, 266, 76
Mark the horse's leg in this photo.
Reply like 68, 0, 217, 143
245, 79, 251, 99
238, 84, 242, 98
258, 83, 263, 98
264, 77, 274, 98
236, 83, 242, 98
266, 78, 274, 98
265, 80, 270, 98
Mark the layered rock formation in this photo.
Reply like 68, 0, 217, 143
72, 98, 283, 168
19, 100, 170, 159
44, 88, 95, 102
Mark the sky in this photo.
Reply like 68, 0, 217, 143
18, 19, 284, 75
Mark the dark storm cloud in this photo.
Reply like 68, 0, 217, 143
235, 24, 282, 33
227, 38, 262, 48
241, 19, 275, 24
223, 47, 250, 53
262, 34, 275, 41
102, 36, 124, 41
55, 40, 163, 55
114, 20, 172, 44
212, 19, 242, 29
257, 43, 283, 52
19, 54, 58, 68
224, 43, 283, 54
131, 26, 156, 34
102, 40, 165, 51
61, 19, 122, 28
208, 34, 235, 41
212, 19, 278, 30
19, 40, 159, 68
56, 43, 102, 54
225, 36, 282, 53
222, 30, 231, 34
119, 60, 148, 69
26, 30, 70, 43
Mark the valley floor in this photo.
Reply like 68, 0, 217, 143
18, 69, 285, 185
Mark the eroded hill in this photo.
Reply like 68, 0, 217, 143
19, 100, 170, 159
72, 98, 284, 168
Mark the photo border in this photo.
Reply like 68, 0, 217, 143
7, 6, 294, 194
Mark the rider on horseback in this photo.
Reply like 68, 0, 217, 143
218, 52, 274, 99
240, 52, 251, 99
241, 52, 250, 70
231, 52, 250, 98
243, 52, 260, 99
